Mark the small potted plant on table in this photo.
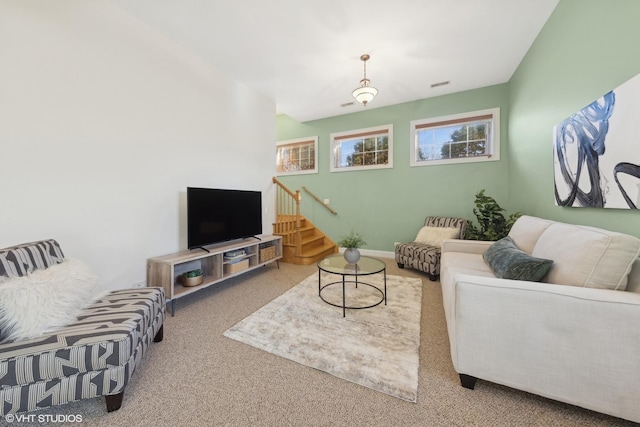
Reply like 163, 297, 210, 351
183, 269, 203, 287
338, 230, 367, 264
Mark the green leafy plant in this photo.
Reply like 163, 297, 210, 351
337, 230, 367, 248
185, 269, 202, 278
466, 190, 521, 241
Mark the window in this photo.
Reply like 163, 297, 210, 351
410, 108, 500, 167
330, 125, 393, 172
276, 136, 318, 175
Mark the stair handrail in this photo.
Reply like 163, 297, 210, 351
272, 176, 298, 200
301, 186, 337, 215
272, 177, 302, 256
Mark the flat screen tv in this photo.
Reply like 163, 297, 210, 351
187, 187, 262, 249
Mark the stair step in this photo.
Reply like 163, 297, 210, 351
300, 241, 336, 257
282, 242, 338, 265
301, 234, 326, 249
273, 215, 338, 265
273, 225, 315, 237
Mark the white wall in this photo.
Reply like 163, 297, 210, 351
0, 1, 276, 290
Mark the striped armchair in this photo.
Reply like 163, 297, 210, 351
0, 240, 165, 415
395, 216, 468, 281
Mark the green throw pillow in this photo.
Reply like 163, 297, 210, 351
483, 236, 553, 281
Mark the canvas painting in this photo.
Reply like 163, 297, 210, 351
553, 72, 640, 209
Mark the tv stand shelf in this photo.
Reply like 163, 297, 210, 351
147, 235, 282, 315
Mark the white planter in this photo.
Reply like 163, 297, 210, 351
343, 248, 361, 263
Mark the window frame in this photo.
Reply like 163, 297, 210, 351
329, 124, 393, 173
410, 108, 500, 167
275, 136, 318, 176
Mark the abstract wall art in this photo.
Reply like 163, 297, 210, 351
553, 72, 640, 209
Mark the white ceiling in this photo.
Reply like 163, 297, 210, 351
109, 0, 559, 123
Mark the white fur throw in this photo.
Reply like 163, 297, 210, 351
415, 226, 460, 247
0, 257, 103, 343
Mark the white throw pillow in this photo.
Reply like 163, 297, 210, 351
0, 257, 103, 342
531, 223, 640, 290
415, 226, 460, 247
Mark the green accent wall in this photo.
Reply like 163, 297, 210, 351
508, 0, 640, 237
277, 84, 510, 251
277, 0, 640, 250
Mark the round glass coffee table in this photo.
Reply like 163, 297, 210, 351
317, 254, 387, 317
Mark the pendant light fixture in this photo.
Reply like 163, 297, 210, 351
352, 54, 378, 106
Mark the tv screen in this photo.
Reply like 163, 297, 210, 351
187, 187, 262, 249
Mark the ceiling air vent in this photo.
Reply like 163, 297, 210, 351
430, 81, 450, 88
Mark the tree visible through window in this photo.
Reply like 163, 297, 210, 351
330, 125, 393, 172
276, 137, 318, 175
345, 136, 388, 166
445, 124, 486, 158
411, 108, 500, 167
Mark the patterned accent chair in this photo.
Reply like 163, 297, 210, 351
395, 216, 468, 281
0, 240, 165, 415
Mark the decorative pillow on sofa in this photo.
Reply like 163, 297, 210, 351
483, 236, 553, 281
415, 226, 459, 247
0, 257, 103, 342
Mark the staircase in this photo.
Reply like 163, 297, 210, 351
276, 215, 338, 265
272, 177, 338, 265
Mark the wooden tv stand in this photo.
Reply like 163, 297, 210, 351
146, 235, 282, 315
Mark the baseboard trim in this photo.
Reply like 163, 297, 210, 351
338, 248, 394, 259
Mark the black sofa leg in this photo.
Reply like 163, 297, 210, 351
105, 390, 125, 412
459, 374, 477, 390
397, 263, 404, 269
427, 273, 438, 281
153, 325, 164, 343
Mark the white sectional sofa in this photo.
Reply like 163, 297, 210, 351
440, 215, 640, 423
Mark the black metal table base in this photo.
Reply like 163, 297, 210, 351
318, 269, 387, 317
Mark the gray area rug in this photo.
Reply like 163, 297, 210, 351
224, 272, 423, 402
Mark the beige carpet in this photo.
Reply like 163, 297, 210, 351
17, 260, 636, 426
224, 273, 423, 402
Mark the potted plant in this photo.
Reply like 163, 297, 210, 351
337, 230, 367, 263
183, 268, 203, 287
466, 189, 521, 241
